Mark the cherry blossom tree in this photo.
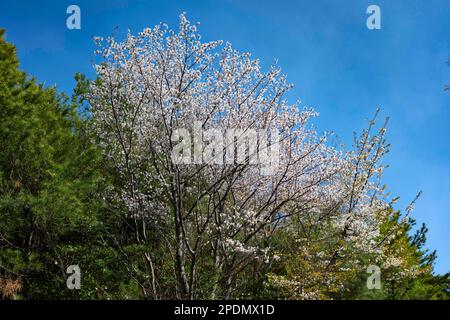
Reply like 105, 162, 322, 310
89, 14, 393, 299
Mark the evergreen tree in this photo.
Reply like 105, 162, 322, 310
0, 29, 102, 299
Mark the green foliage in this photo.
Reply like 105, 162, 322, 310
338, 214, 450, 300
0, 29, 105, 299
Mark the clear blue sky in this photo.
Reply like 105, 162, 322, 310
1, 0, 449, 274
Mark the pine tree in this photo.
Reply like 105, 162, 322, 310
0, 29, 102, 299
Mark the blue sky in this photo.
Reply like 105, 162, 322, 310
1, 0, 449, 274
